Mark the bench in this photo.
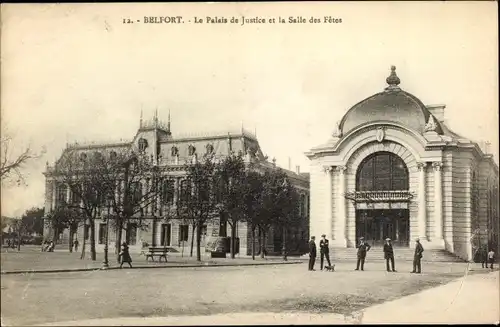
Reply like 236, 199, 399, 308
145, 247, 169, 262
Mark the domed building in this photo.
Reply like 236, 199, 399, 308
306, 66, 499, 261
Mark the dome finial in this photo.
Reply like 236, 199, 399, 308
385, 65, 401, 90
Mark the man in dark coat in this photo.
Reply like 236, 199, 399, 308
319, 234, 332, 270
383, 238, 396, 272
411, 238, 424, 273
355, 237, 371, 271
308, 236, 317, 271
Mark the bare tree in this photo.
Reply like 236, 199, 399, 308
1, 132, 45, 185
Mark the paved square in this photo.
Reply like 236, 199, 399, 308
1, 261, 492, 326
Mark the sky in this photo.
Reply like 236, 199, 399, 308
1, 2, 498, 217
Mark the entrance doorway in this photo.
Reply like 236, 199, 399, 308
355, 209, 410, 247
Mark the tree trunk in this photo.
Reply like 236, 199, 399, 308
68, 229, 73, 253
116, 220, 123, 263
80, 225, 87, 260
17, 228, 21, 252
282, 227, 287, 261
260, 228, 266, 259
190, 223, 195, 257
89, 218, 97, 261
196, 223, 202, 262
251, 224, 256, 260
230, 221, 236, 259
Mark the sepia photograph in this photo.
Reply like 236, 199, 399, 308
1, 2, 498, 326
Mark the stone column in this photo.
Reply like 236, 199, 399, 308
433, 162, 444, 247
417, 162, 427, 241
323, 166, 333, 241
335, 166, 347, 247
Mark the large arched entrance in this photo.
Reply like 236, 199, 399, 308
355, 151, 411, 246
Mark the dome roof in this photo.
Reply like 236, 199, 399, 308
338, 66, 442, 135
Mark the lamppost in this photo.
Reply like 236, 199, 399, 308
280, 178, 290, 262
101, 195, 112, 270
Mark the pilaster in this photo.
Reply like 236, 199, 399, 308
333, 165, 347, 247
417, 162, 428, 241
432, 161, 445, 248
322, 166, 334, 241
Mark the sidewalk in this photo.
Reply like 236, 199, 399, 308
1, 251, 302, 275
37, 271, 499, 326
360, 270, 499, 324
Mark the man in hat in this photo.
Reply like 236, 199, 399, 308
411, 238, 424, 273
319, 234, 332, 270
308, 236, 317, 271
383, 238, 396, 272
355, 237, 371, 271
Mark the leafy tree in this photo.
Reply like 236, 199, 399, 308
44, 206, 83, 252
20, 207, 44, 236
215, 153, 247, 259
180, 154, 219, 261
240, 171, 265, 260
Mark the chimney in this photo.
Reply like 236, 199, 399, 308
296, 165, 300, 174
426, 104, 446, 123
288, 157, 291, 170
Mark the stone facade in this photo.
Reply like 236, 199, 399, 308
306, 66, 499, 261
43, 114, 310, 256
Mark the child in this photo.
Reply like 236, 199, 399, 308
487, 249, 495, 269
119, 242, 133, 268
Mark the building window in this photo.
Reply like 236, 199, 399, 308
162, 179, 175, 205
110, 151, 117, 160
98, 223, 107, 244
356, 152, 409, 191
57, 184, 68, 206
85, 225, 90, 241
300, 194, 306, 217
138, 138, 148, 152
198, 181, 210, 203
179, 225, 189, 242
127, 223, 138, 245
188, 145, 196, 156
161, 224, 171, 246
179, 179, 191, 205
171, 146, 178, 157
206, 144, 214, 155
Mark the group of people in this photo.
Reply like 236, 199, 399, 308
308, 235, 428, 273
42, 240, 55, 252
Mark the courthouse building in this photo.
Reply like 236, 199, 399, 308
306, 66, 499, 261
43, 115, 310, 255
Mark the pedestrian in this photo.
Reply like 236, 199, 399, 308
308, 236, 317, 271
481, 245, 489, 268
355, 237, 371, 271
119, 242, 133, 268
319, 234, 332, 270
74, 239, 79, 252
487, 249, 495, 269
411, 238, 424, 273
384, 238, 396, 272
47, 241, 55, 252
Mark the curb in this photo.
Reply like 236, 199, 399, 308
0, 261, 303, 275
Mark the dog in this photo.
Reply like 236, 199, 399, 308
324, 265, 335, 272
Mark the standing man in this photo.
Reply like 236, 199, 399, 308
487, 248, 495, 270
320, 234, 332, 270
411, 238, 424, 273
308, 236, 317, 271
384, 238, 396, 272
355, 237, 371, 271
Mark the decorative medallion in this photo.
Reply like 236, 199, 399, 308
376, 127, 385, 143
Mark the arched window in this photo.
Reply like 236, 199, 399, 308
206, 144, 214, 155
171, 146, 178, 157
356, 152, 409, 191
188, 145, 196, 156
